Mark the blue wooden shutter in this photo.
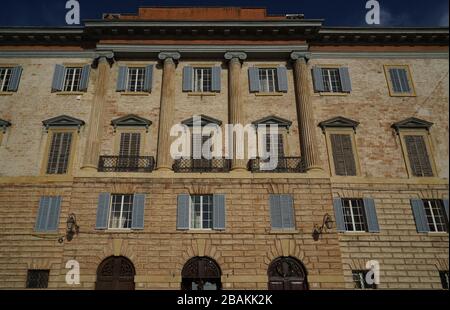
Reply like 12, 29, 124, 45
312, 67, 325, 92
444, 199, 449, 222
143, 65, 154, 92
7, 66, 23, 92
78, 64, 91, 92
249, 67, 260, 92
276, 66, 288, 92
182, 66, 193, 92
339, 67, 352, 92
280, 195, 295, 229
35, 197, 50, 232
333, 198, 346, 232
46, 196, 62, 231
213, 194, 226, 230
363, 198, 380, 233
211, 66, 221, 92
131, 194, 146, 230
96, 193, 111, 230
410, 199, 429, 233
177, 194, 190, 230
270, 195, 282, 229
51, 64, 65, 92
116, 66, 128, 92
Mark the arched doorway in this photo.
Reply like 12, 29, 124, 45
181, 257, 222, 290
268, 257, 308, 290
95, 256, 136, 290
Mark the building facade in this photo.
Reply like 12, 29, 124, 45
0, 7, 448, 290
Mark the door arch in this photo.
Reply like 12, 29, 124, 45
95, 256, 136, 290
268, 257, 308, 290
181, 257, 222, 290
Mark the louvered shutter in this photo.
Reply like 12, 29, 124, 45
116, 66, 128, 92
339, 67, 352, 92
333, 198, 346, 232
280, 195, 295, 229
270, 195, 282, 229
131, 194, 146, 230
331, 134, 357, 176
405, 135, 433, 177
410, 199, 429, 233
46, 196, 62, 231
51, 64, 65, 92
276, 66, 288, 92
96, 193, 111, 230
79, 64, 91, 92
443, 199, 449, 222
35, 197, 50, 232
213, 194, 226, 230
248, 67, 260, 92
7, 66, 23, 92
143, 65, 154, 92
312, 67, 325, 92
177, 194, 190, 230
363, 198, 380, 233
211, 66, 221, 92
183, 66, 193, 92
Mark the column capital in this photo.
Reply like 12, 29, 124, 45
290, 51, 311, 62
92, 51, 115, 68
224, 52, 247, 62
158, 52, 181, 62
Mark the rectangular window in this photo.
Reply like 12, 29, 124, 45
259, 68, 277, 93
330, 134, 357, 176
26, 270, 49, 289
46, 132, 73, 175
193, 68, 212, 93
440, 271, 449, 290
352, 270, 376, 289
263, 134, 285, 160
63, 67, 82, 92
387, 66, 414, 95
119, 133, 141, 157
342, 199, 367, 232
190, 195, 213, 230
404, 135, 434, 177
423, 200, 448, 233
127, 67, 146, 92
0, 67, 12, 92
322, 68, 343, 93
108, 194, 134, 229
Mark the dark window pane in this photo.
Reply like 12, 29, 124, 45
26, 270, 49, 289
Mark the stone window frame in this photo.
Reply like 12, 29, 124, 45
187, 63, 220, 97
107, 193, 134, 230
188, 194, 214, 231
315, 64, 349, 97
253, 64, 285, 97
384, 64, 417, 97
324, 127, 362, 177
40, 128, 78, 176
57, 62, 90, 95
397, 129, 437, 178
120, 62, 154, 95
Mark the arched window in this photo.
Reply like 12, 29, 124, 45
95, 256, 135, 290
182, 257, 222, 290
268, 257, 308, 290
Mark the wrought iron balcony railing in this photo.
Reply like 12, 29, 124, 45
173, 158, 232, 173
248, 157, 305, 173
98, 156, 155, 172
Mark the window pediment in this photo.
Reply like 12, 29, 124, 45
319, 116, 360, 132
111, 114, 152, 132
181, 115, 222, 127
392, 117, 433, 133
252, 115, 292, 129
0, 118, 11, 133
42, 115, 85, 132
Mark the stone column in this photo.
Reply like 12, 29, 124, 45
156, 52, 181, 171
224, 52, 247, 171
82, 53, 114, 171
291, 52, 323, 172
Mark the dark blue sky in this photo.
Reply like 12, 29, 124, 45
0, 0, 448, 27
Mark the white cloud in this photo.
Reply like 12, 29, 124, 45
439, 11, 449, 26
380, 8, 412, 26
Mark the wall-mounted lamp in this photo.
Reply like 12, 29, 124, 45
312, 213, 334, 241
58, 213, 79, 244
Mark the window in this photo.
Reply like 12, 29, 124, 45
108, 194, 134, 229
385, 65, 415, 96
423, 200, 448, 233
269, 195, 295, 230
119, 133, 141, 157
190, 195, 213, 229
440, 271, 449, 290
404, 135, 434, 177
127, 67, 146, 92
63, 67, 82, 92
0, 67, 12, 92
193, 68, 212, 93
352, 270, 376, 289
258, 68, 277, 93
35, 196, 61, 232
26, 270, 49, 289
330, 134, 357, 176
263, 134, 285, 160
192, 133, 211, 158
342, 199, 367, 232
46, 132, 73, 175
322, 68, 343, 93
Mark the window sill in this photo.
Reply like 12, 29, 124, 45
56, 92, 85, 96
341, 231, 370, 235
255, 92, 284, 97
120, 92, 150, 96
425, 232, 448, 236
188, 92, 217, 97
319, 92, 350, 96
0, 92, 14, 96
388, 93, 416, 97
269, 229, 299, 234
181, 229, 223, 234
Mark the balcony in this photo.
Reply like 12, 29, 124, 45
248, 157, 305, 173
173, 158, 232, 173
98, 156, 155, 173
